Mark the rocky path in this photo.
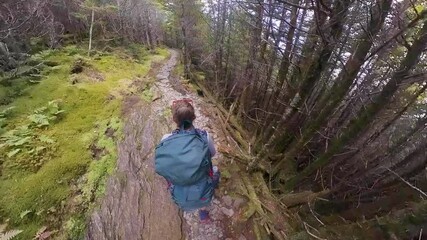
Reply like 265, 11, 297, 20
86, 50, 234, 240
155, 50, 229, 240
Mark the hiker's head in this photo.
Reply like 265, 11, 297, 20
172, 98, 195, 129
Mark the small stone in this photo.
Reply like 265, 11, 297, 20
220, 207, 234, 217
233, 197, 246, 209
222, 195, 233, 207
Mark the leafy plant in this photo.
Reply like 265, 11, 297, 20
28, 114, 50, 127
0, 125, 55, 170
19, 210, 32, 219
0, 107, 15, 118
64, 217, 85, 240
28, 100, 65, 128
0, 125, 32, 158
0, 223, 22, 240
0, 100, 63, 170
0, 118, 6, 129
0, 107, 15, 134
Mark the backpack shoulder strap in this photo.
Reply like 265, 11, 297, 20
195, 129, 208, 141
171, 128, 180, 135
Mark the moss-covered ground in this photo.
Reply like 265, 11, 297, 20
0, 45, 169, 239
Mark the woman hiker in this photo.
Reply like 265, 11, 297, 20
155, 98, 220, 223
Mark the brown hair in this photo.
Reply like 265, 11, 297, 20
172, 100, 196, 129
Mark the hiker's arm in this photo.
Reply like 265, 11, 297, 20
207, 132, 216, 157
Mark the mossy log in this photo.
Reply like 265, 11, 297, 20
241, 172, 290, 240
215, 108, 250, 151
219, 145, 272, 173
214, 105, 274, 172
219, 145, 250, 164
253, 221, 272, 240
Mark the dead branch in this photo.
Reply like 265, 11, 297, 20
303, 222, 326, 240
384, 167, 427, 198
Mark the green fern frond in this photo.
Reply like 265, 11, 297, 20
0, 229, 23, 240
33, 106, 47, 114
0, 224, 6, 233
39, 135, 55, 144
28, 114, 50, 127
0, 107, 15, 118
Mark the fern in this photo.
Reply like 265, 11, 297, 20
39, 135, 54, 144
0, 230, 23, 240
47, 100, 65, 117
33, 107, 47, 114
0, 100, 63, 169
0, 118, 7, 127
0, 223, 22, 240
0, 119, 6, 135
1, 126, 32, 147
0, 107, 15, 118
7, 149, 21, 158
28, 114, 50, 127
0, 107, 15, 133
29, 100, 65, 127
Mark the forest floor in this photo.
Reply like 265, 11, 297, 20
86, 49, 259, 240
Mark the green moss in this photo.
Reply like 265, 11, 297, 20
0, 44, 168, 239
82, 117, 122, 202
175, 64, 184, 78
155, 48, 171, 60
195, 71, 205, 81
141, 88, 154, 102
162, 108, 172, 119
221, 169, 232, 179
64, 215, 86, 240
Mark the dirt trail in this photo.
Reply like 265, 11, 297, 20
86, 50, 233, 240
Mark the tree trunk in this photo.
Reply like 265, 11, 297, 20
284, 17, 427, 190
88, 8, 95, 57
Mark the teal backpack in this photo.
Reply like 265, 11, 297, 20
155, 127, 211, 186
171, 177, 214, 211
155, 127, 214, 210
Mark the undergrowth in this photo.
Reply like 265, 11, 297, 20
0, 222, 22, 240
0, 100, 62, 172
0, 44, 169, 239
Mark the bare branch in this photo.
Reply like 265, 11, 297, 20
384, 167, 427, 198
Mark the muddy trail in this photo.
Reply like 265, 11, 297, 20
86, 50, 252, 240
